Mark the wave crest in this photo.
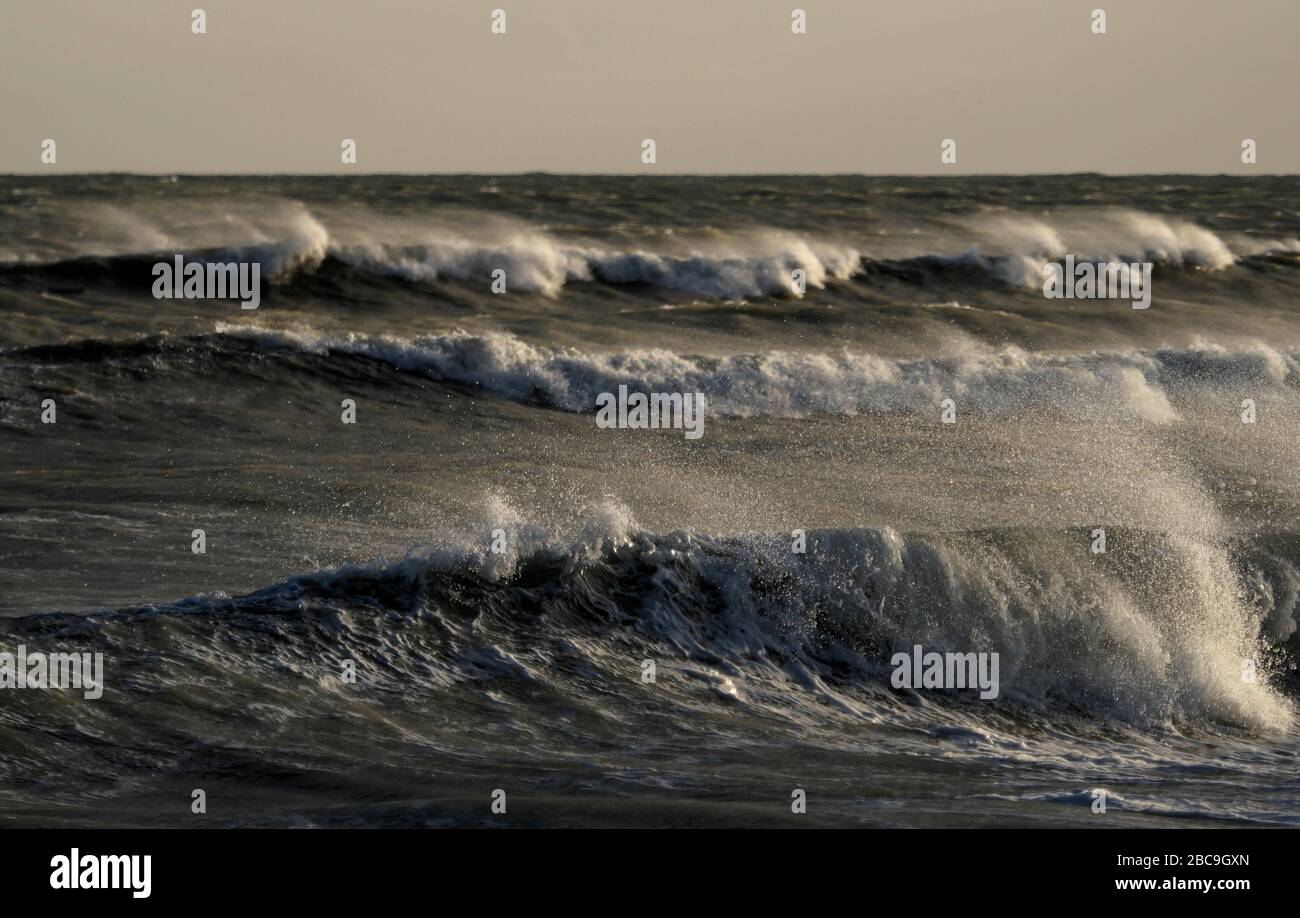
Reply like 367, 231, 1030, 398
6, 511, 1291, 731
5, 202, 1296, 299
210, 325, 1300, 421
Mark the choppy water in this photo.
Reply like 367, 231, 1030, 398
1, 174, 1298, 826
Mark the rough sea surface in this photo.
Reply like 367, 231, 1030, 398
1, 174, 1298, 826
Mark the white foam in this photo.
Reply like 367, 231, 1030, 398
212, 323, 1300, 423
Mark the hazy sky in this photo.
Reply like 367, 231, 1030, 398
2, 0, 1297, 174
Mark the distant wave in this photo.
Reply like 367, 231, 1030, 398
12, 326, 1300, 422
216, 325, 1300, 422
3, 206, 1296, 299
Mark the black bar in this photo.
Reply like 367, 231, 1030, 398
4, 828, 1279, 904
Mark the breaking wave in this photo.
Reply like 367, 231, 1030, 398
3, 204, 1296, 299
2, 512, 1293, 732
9, 326, 1300, 422
206, 326, 1300, 421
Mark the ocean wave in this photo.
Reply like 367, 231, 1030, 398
3, 205, 1296, 299
11, 326, 1300, 422
329, 229, 864, 298
3, 511, 1292, 731
875, 211, 1299, 288
215, 325, 1300, 421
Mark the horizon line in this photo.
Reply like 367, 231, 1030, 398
3, 170, 1297, 179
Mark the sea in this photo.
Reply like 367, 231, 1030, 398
1, 173, 1298, 826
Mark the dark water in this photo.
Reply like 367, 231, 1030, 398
1, 174, 1298, 826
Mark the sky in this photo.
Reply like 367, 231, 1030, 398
2, 0, 1297, 174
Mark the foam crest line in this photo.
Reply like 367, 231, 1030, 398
212, 325, 1300, 421
4, 205, 1297, 299
2, 523, 1291, 732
